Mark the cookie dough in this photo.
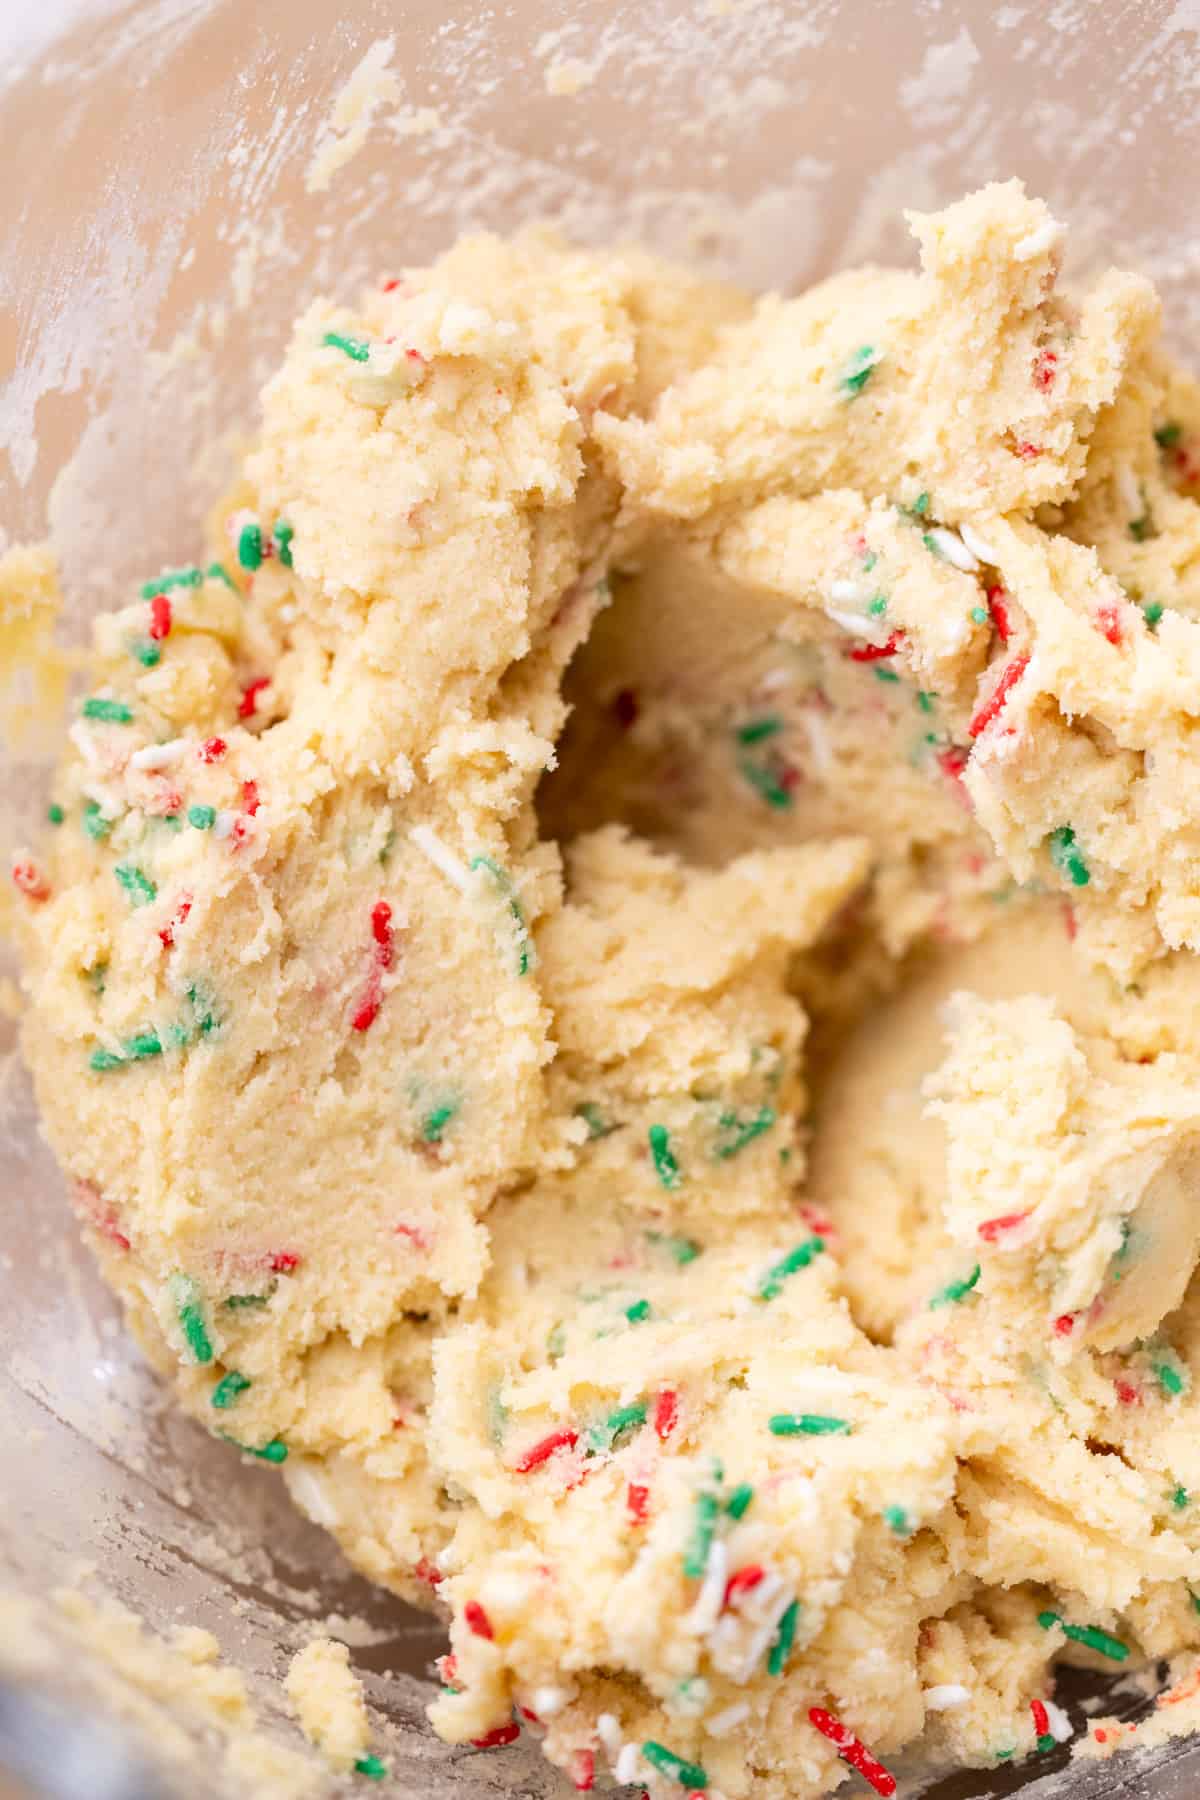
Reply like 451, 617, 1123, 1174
15, 180, 1200, 1798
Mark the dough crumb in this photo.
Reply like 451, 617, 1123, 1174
284, 1637, 373, 1773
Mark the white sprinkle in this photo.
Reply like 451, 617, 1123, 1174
734, 1587, 796, 1685
759, 666, 793, 694
1044, 1700, 1073, 1741
830, 579, 870, 604
708, 1701, 751, 1737
826, 607, 879, 638
801, 711, 833, 775
924, 1683, 971, 1711
1115, 463, 1143, 523
409, 824, 472, 893
285, 1463, 339, 1529
595, 1714, 623, 1759
925, 527, 979, 573
532, 1685, 571, 1719
958, 523, 1000, 566
685, 1539, 728, 1637
226, 506, 258, 550
614, 1742, 641, 1784
69, 722, 103, 767
1014, 220, 1061, 261
129, 738, 187, 771
212, 810, 237, 839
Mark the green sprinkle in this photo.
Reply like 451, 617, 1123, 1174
206, 560, 236, 590
591, 1401, 647, 1453
250, 1438, 288, 1463
124, 1031, 163, 1061
1156, 1359, 1187, 1398
970, 606, 988, 624
641, 1743, 708, 1789
867, 594, 888, 616
237, 522, 263, 571
354, 1757, 386, 1781
211, 1371, 251, 1409
224, 1293, 272, 1310
140, 568, 202, 598
839, 344, 880, 396
725, 1483, 754, 1520
917, 689, 937, 713
273, 520, 295, 568
1142, 600, 1164, 630
131, 639, 161, 667
546, 1323, 566, 1360
1173, 1485, 1189, 1510
422, 1100, 457, 1143
1037, 1734, 1057, 1754
470, 854, 533, 975
683, 1490, 720, 1579
769, 1413, 851, 1437
1048, 825, 1090, 887
1155, 422, 1183, 449
649, 1124, 681, 1189
170, 1273, 214, 1365
647, 1230, 701, 1266
767, 1598, 800, 1675
1130, 514, 1152, 543
89, 1048, 124, 1073
930, 1264, 981, 1309
736, 716, 783, 745
625, 1299, 652, 1324
1191, 1589, 1200, 1616
756, 1236, 825, 1301
910, 491, 930, 516
82, 697, 133, 724
47, 802, 65, 825
884, 1504, 911, 1537
114, 863, 157, 907
873, 665, 900, 684
1037, 1611, 1128, 1661
187, 803, 217, 830
83, 801, 111, 841
487, 1385, 508, 1447
323, 330, 371, 362
575, 1101, 617, 1139
715, 1105, 776, 1159
738, 755, 793, 809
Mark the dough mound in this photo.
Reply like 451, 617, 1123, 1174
16, 183, 1200, 1798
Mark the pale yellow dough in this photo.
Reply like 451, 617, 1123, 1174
17, 181, 1200, 1796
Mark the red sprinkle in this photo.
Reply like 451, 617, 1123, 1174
848, 631, 902, 663
986, 585, 1012, 643
1096, 601, 1123, 646
1015, 440, 1043, 460
571, 1748, 596, 1792
937, 745, 970, 786
1114, 1378, 1141, 1406
978, 1209, 1032, 1243
394, 1222, 431, 1250
11, 857, 50, 902
1031, 1699, 1050, 1738
514, 1428, 579, 1474
371, 899, 394, 967
1094, 1729, 1108, 1744
464, 1601, 494, 1640
268, 1251, 301, 1273
808, 1708, 896, 1797
968, 654, 1029, 738
626, 1482, 650, 1524
199, 736, 227, 762
471, 1723, 520, 1750
415, 1557, 443, 1589
238, 677, 271, 720
158, 892, 193, 950
723, 1564, 765, 1607
653, 1388, 679, 1442
351, 970, 383, 1033
1033, 349, 1058, 393
1062, 900, 1078, 942
148, 594, 173, 640
381, 277, 403, 292
74, 1179, 131, 1252
241, 779, 260, 816
1054, 1313, 1078, 1338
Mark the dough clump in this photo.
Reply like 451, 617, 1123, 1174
16, 182, 1200, 1797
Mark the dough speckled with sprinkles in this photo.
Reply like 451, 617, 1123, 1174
15, 180, 1200, 1798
